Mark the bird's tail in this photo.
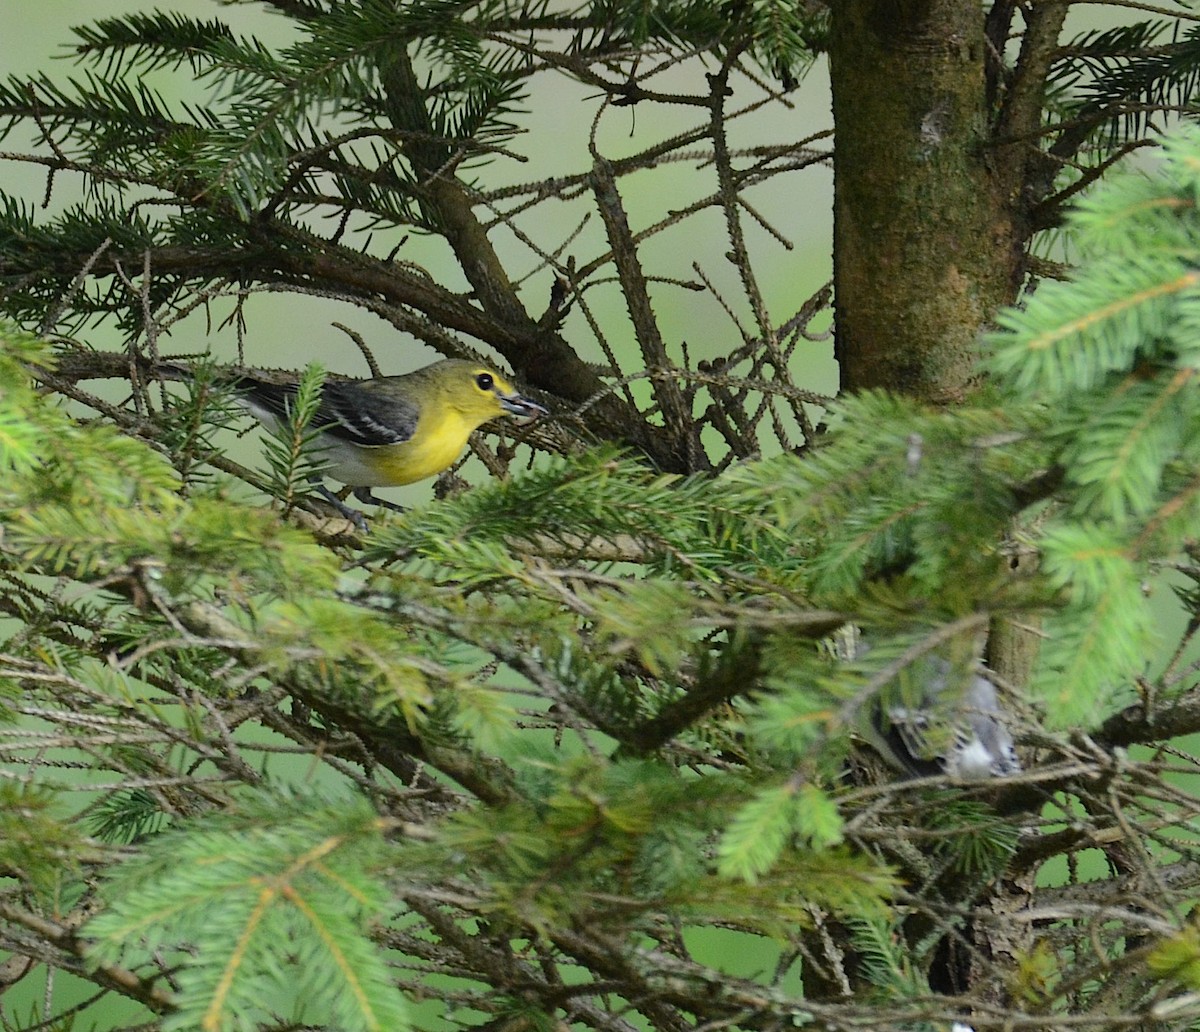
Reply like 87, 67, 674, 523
148, 359, 195, 383
148, 361, 317, 392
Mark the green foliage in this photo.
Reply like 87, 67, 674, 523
0, 323, 898, 1026
727, 392, 1047, 604
157, 359, 246, 491
0, 0, 831, 337
585, 0, 822, 84
86, 788, 407, 1032
258, 595, 439, 725
0, 328, 51, 475
717, 780, 843, 882
986, 126, 1200, 718
427, 751, 892, 934
87, 787, 170, 845
367, 447, 774, 581
0, 785, 82, 901
1, 2, 529, 222
1050, 21, 1200, 150
924, 799, 1020, 879
847, 914, 927, 1001
258, 363, 334, 517
69, 11, 238, 74
1037, 523, 1157, 726
1148, 922, 1200, 988
7, 119, 1200, 1003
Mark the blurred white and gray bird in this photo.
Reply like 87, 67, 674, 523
849, 639, 1021, 780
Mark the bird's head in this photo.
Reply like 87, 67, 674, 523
432, 360, 548, 426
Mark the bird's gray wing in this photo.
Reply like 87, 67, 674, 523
238, 377, 419, 447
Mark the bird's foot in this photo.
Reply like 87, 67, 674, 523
314, 485, 370, 531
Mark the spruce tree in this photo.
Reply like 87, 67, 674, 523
2, 3, 1200, 1031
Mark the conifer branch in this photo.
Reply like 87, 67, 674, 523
0, 902, 174, 1015
174, 600, 516, 806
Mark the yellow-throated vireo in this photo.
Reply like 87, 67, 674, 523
208, 359, 546, 522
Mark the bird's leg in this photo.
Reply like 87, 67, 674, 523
351, 487, 408, 514
311, 482, 369, 531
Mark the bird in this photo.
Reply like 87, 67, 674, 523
868, 662, 1022, 780
847, 638, 1022, 780
174, 359, 547, 523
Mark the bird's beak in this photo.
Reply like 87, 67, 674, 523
500, 394, 549, 421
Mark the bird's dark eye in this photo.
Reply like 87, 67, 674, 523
475, 372, 494, 392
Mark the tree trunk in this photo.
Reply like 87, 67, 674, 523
829, 0, 1022, 401
826, 3, 1050, 1005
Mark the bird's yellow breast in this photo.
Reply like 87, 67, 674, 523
368, 406, 480, 486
